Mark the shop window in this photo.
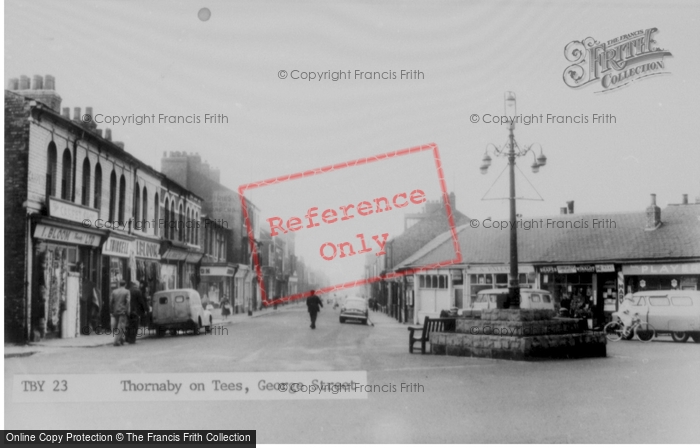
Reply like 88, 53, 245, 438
46, 142, 58, 198
419, 275, 425, 288
438, 275, 446, 289
671, 296, 692, 306
170, 200, 176, 240
109, 170, 117, 221
134, 182, 141, 223
61, 148, 72, 200
94, 163, 102, 211
649, 296, 670, 306
118, 174, 126, 222
495, 273, 508, 284
81, 157, 90, 206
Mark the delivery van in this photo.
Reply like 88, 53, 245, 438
472, 288, 555, 311
615, 290, 700, 343
151, 289, 212, 336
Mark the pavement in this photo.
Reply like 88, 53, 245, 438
4, 302, 300, 358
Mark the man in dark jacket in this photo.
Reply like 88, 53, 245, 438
126, 281, 148, 344
306, 290, 323, 329
110, 280, 130, 346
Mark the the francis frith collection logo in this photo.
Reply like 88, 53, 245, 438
563, 27, 672, 93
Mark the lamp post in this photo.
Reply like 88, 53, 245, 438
480, 92, 547, 309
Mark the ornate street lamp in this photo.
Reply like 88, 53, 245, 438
480, 92, 548, 308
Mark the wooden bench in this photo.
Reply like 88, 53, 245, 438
408, 316, 456, 354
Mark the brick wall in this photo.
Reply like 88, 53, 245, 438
4, 91, 30, 342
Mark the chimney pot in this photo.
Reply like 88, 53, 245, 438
682, 194, 688, 205
85, 107, 93, 117
8, 78, 19, 90
73, 107, 81, 121
105, 128, 112, 141
560, 207, 568, 215
62, 107, 70, 118
44, 75, 55, 90
96, 129, 103, 137
32, 75, 43, 90
19, 75, 30, 90
566, 200, 574, 214
650, 193, 656, 206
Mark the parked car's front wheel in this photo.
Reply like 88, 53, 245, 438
671, 331, 689, 343
339, 317, 345, 324
691, 332, 700, 343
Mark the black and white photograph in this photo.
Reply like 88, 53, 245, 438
3, 0, 700, 445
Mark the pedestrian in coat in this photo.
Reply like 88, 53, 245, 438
110, 280, 131, 346
306, 290, 323, 329
126, 281, 147, 344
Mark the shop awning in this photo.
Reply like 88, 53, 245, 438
161, 248, 188, 261
186, 252, 203, 263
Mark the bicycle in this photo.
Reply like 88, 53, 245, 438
604, 313, 656, 342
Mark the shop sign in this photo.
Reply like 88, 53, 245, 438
576, 265, 596, 273
539, 266, 558, 274
200, 266, 235, 276
48, 197, 98, 224
102, 236, 133, 258
135, 239, 161, 260
595, 264, 616, 272
450, 269, 463, 281
622, 263, 700, 275
557, 265, 578, 274
34, 224, 101, 247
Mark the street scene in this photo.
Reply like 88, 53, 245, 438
5, 305, 700, 443
4, 0, 700, 445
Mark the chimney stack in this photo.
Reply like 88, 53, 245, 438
62, 107, 70, 119
560, 207, 568, 215
44, 75, 55, 90
19, 75, 30, 90
73, 107, 81, 121
105, 128, 112, 141
645, 194, 661, 230
7, 78, 19, 90
567, 201, 574, 215
682, 194, 688, 205
31, 75, 43, 90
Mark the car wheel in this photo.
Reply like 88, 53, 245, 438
339, 317, 345, 324
691, 332, 700, 343
156, 327, 166, 337
169, 329, 178, 336
361, 319, 367, 325
671, 331, 689, 343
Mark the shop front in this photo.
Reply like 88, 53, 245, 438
466, 265, 536, 305
160, 244, 187, 290
133, 237, 163, 307
199, 264, 236, 306
538, 264, 617, 324
31, 217, 104, 340
100, 234, 134, 328
622, 263, 700, 293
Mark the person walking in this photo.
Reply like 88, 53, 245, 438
221, 297, 231, 320
110, 280, 131, 346
306, 290, 323, 329
126, 281, 147, 344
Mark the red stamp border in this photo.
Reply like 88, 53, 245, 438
238, 143, 462, 306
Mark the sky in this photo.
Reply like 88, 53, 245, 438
5, 0, 700, 285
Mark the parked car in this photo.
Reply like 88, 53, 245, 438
471, 288, 555, 311
151, 289, 212, 336
615, 290, 700, 343
339, 297, 369, 325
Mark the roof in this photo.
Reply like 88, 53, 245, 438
386, 206, 469, 269
398, 204, 700, 269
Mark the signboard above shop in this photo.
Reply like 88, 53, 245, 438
622, 263, 700, 275
200, 266, 235, 276
34, 224, 101, 247
102, 236, 133, 258
539, 264, 616, 274
49, 197, 99, 224
469, 265, 535, 273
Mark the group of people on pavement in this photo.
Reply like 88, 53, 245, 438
109, 280, 149, 346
